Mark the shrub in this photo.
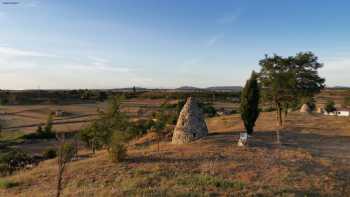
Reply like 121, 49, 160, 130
132, 119, 156, 136
325, 100, 336, 113
344, 96, 350, 107
0, 149, 32, 176
22, 130, 55, 140
80, 96, 134, 155
22, 118, 55, 140
177, 174, 245, 190
0, 179, 19, 189
59, 143, 76, 162
36, 125, 43, 134
198, 102, 217, 117
79, 122, 105, 154
44, 113, 53, 133
43, 148, 57, 159
108, 132, 127, 163
109, 143, 127, 163
56, 140, 76, 197
230, 109, 239, 114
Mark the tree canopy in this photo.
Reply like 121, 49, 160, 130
258, 52, 325, 143
259, 52, 325, 125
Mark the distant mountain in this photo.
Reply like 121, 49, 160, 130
176, 86, 201, 90
206, 86, 242, 92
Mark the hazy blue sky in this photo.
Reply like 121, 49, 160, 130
0, 0, 349, 89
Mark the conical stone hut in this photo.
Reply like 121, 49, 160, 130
317, 107, 325, 114
300, 104, 311, 113
172, 97, 208, 144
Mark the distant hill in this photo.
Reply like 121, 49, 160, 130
331, 86, 350, 90
176, 86, 202, 90
175, 86, 242, 92
111, 87, 148, 92
206, 86, 242, 92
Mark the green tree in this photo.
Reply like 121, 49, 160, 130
176, 99, 186, 115
80, 121, 104, 154
108, 132, 128, 163
152, 107, 167, 152
259, 52, 325, 143
98, 91, 108, 102
44, 113, 53, 133
240, 71, 260, 135
56, 135, 76, 197
80, 96, 135, 159
0, 123, 2, 139
344, 96, 350, 107
80, 89, 91, 100
325, 100, 336, 113
36, 125, 43, 134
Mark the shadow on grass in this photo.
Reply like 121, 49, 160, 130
200, 128, 350, 163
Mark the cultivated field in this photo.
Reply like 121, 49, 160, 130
1, 112, 350, 196
0, 98, 175, 133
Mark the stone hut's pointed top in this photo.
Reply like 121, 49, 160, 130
172, 97, 208, 144
300, 104, 311, 113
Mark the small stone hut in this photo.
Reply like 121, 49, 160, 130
317, 107, 325, 114
300, 104, 311, 113
172, 97, 208, 144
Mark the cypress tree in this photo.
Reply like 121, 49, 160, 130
240, 71, 260, 135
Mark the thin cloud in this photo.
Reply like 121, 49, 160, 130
320, 56, 350, 86
85, 56, 132, 72
217, 10, 240, 25
66, 64, 132, 73
0, 46, 131, 73
88, 56, 109, 66
18, 0, 40, 7
26, 1, 39, 7
0, 47, 57, 58
322, 56, 350, 72
88, 56, 109, 63
181, 58, 200, 66
207, 33, 224, 47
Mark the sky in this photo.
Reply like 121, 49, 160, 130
0, 0, 349, 89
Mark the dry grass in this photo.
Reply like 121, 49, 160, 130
1, 112, 350, 196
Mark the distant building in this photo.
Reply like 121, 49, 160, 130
316, 107, 324, 114
216, 108, 232, 116
55, 110, 66, 117
324, 108, 350, 117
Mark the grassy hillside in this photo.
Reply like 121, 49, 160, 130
1, 112, 350, 196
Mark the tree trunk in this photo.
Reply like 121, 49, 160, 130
56, 154, 66, 197
157, 134, 160, 153
284, 103, 289, 118
275, 102, 283, 144
91, 139, 96, 155
56, 166, 63, 197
